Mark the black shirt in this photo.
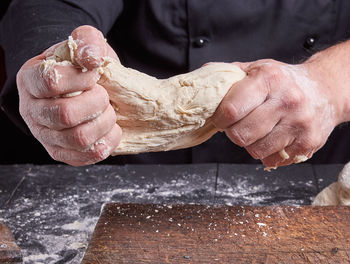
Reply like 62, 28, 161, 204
1, 0, 350, 164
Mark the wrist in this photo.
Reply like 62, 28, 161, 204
303, 42, 350, 125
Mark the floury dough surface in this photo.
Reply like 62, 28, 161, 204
313, 162, 350, 206
98, 60, 246, 155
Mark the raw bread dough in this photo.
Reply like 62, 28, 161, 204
52, 39, 246, 155
99, 60, 246, 155
312, 162, 350, 206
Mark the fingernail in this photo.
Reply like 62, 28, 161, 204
78, 44, 103, 67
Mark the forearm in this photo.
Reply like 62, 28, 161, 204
0, 0, 123, 131
304, 39, 350, 125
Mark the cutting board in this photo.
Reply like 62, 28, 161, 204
82, 203, 350, 263
0, 221, 21, 263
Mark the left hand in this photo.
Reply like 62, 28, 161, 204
212, 59, 342, 168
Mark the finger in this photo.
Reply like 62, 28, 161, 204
71, 25, 107, 69
261, 149, 312, 168
32, 84, 110, 130
239, 59, 279, 72
212, 72, 269, 129
17, 53, 100, 99
264, 142, 315, 168
261, 152, 288, 168
36, 104, 117, 150
47, 124, 122, 166
231, 61, 253, 71
225, 99, 281, 147
245, 123, 295, 160
273, 129, 326, 167
33, 62, 99, 98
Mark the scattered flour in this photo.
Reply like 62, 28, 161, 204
23, 254, 60, 263
215, 178, 271, 205
61, 217, 98, 231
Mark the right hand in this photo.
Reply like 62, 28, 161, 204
16, 25, 122, 166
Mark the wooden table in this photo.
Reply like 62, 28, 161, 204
0, 221, 21, 263
82, 203, 350, 264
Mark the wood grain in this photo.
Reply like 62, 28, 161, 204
82, 203, 350, 264
0, 221, 21, 263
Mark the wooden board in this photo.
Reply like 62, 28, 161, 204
0, 221, 21, 263
82, 203, 350, 264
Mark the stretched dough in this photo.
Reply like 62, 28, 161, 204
312, 162, 350, 206
99, 60, 245, 155
51, 39, 246, 155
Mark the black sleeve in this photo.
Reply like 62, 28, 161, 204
0, 0, 123, 133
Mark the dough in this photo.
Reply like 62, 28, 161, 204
312, 162, 350, 206
98, 60, 246, 155
51, 37, 246, 155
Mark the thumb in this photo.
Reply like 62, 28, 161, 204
70, 25, 110, 70
231, 61, 253, 72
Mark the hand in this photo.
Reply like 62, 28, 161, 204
212, 59, 343, 168
16, 25, 122, 166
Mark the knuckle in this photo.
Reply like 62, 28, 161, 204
247, 139, 274, 160
260, 64, 283, 88
247, 148, 262, 160
42, 66, 61, 95
49, 148, 64, 162
73, 127, 92, 148
261, 156, 274, 167
228, 127, 249, 147
49, 147, 81, 166
221, 102, 240, 125
85, 72, 99, 88
96, 85, 110, 105
57, 102, 75, 127
280, 89, 305, 110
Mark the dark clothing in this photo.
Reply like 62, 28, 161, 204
1, 0, 350, 164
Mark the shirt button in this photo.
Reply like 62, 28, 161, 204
194, 37, 208, 48
303, 36, 317, 49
